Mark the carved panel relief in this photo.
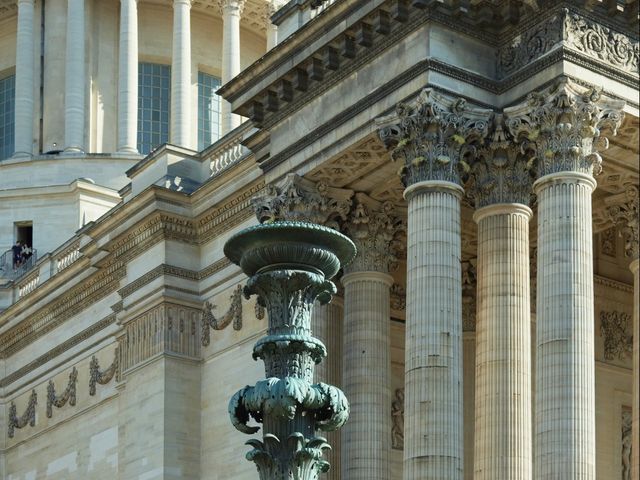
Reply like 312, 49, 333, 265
462, 259, 477, 332
601, 228, 618, 257
89, 349, 119, 396
8, 390, 37, 438
46, 367, 77, 418
600, 310, 633, 361
391, 388, 404, 450
622, 408, 632, 480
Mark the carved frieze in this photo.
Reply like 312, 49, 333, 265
377, 88, 492, 187
498, 9, 639, 78
252, 173, 353, 229
391, 387, 404, 450
600, 310, 633, 361
46, 367, 77, 418
89, 349, 119, 396
467, 114, 536, 208
606, 185, 639, 260
342, 193, 405, 274
8, 390, 37, 438
505, 79, 625, 179
202, 284, 243, 346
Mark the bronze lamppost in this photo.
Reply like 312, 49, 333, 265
225, 221, 355, 479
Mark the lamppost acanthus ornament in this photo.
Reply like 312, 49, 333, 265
225, 221, 356, 479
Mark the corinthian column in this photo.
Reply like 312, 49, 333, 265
64, 0, 86, 152
117, 0, 139, 154
506, 80, 625, 480
14, 0, 35, 157
220, 0, 245, 134
606, 185, 639, 480
340, 194, 402, 480
468, 117, 534, 480
171, 0, 192, 148
378, 89, 492, 480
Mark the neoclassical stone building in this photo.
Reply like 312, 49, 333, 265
0, 0, 638, 479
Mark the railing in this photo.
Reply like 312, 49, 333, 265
0, 249, 38, 281
18, 270, 40, 298
55, 242, 81, 273
204, 122, 256, 178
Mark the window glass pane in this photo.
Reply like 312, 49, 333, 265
138, 63, 170, 154
197, 71, 222, 151
0, 74, 15, 160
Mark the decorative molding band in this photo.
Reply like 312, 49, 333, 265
0, 265, 125, 359
89, 348, 119, 396
8, 389, 37, 438
118, 264, 199, 299
199, 257, 233, 279
202, 285, 243, 346
594, 274, 634, 293
46, 367, 78, 418
0, 314, 116, 388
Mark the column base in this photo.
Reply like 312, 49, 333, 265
11, 151, 33, 159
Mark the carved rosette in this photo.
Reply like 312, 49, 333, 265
606, 185, 639, 260
377, 88, 492, 187
467, 115, 535, 208
252, 173, 353, 229
225, 222, 355, 480
505, 79, 625, 179
342, 193, 405, 274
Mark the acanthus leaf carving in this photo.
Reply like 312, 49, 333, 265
8, 389, 37, 438
505, 79, 625, 179
599, 310, 633, 361
46, 367, 78, 418
252, 173, 353, 229
89, 348, 119, 396
377, 88, 493, 187
202, 284, 244, 346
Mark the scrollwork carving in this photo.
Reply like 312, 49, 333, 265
391, 387, 404, 450
202, 284, 243, 346
599, 310, 633, 361
47, 367, 77, 418
377, 88, 492, 187
89, 349, 119, 396
8, 389, 37, 438
505, 79, 625, 178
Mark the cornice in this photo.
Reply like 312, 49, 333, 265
594, 274, 634, 294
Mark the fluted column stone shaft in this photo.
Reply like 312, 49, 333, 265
341, 271, 393, 480
534, 172, 597, 478
117, 0, 139, 154
632, 258, 639, 480
311, 300, 343, 480
505, 81, 625, 480
221, 0, 243, 134
473, 204, 532, 480
14, 0, 35, 157
171, 0, 192, 148
64, 0, 86, 152
378, 88, 492, 480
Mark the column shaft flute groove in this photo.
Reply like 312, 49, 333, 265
404, 182, 463, 480
14, 0, 35, 157
534, 173, 596, 479
118, 0, 139, 154
171, 0, 192, 148
341, 272, 392, 480
473, 204, 532, 480
631, 259, 639, 480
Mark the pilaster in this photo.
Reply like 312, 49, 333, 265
377, 88, 492, 480
506, 79, 625, 480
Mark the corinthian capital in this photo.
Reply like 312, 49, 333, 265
467, 114, 536, 208
342, 193, 405, 274
376, 88, 493, 187
505, 79, 625, 178
605, 185, 639, 260
252, 173, 353, 229
217, 0, 245, 15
